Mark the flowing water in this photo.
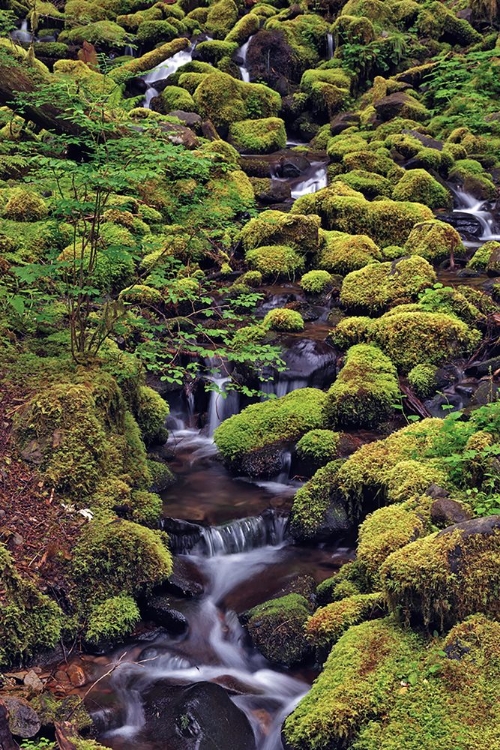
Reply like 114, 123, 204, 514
236, 36, 253, 83
451, 188, 500, 244
142, 46, 195, 108
11, 19, 31, 44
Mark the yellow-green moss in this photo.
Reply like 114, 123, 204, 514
407, 363, 438, 399
136, 385, 169, 445
228, 117, 286, 154
300, 270, 332, 294
3, 188, 48, 222
245, 244, 305, 279
240, 210, 320, 254
244, 593, 312, 666
306, 593, 386, 649
318, 231, 382, 275
404, 220, 463, 263
84, 594, 140, 645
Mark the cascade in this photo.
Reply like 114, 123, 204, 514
452, 189, 500, 243
142, 46, 195, 108
236, 35, 253, 82
11, 18, 32, 43
327, 33, 334, 59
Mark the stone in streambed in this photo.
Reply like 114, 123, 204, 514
142, 593, 190, 635
3, 697, 40, 738
140, 681, 256, 749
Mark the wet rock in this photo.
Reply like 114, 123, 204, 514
252, 179, 291, 204
169, 110, 202, 128
438, 514, 500, 539
426, 483, 450, 500
124, 76, 148, 97
246, 29, 297, 87
3, 697, 40, 738
466, 356, 500, 377
200, 119, 219, 140
161, 517, 203, 553
66, 664, 87, 688
330, 111, 360, 136
438, 211, 484, 237
23, 670, 44, 693
424, 392, 463, 418
431, 498, 472, 528
240, 444, 284, 479
142, 594, 190, 635
403, 129, 443, 151
374, 92, 425, 122
470, 380, 500, 406
140, 681, 256, 750
165, 556, 205, 598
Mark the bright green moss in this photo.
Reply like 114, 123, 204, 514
417, 286, 484, 327
306, 593, 386, 649
110, 38, 190, 84
59, 20, 130, 47
340, 256, 436, 313
3, 188, 48, 222
296, 429, 341, 465
263, 307, 305, 332
333, 170, 393, 199
84, 595, 140, 645
214, 387, 327, 463
136, 20, 179, 45
245, 244, 305, 279
468, 239, 500, 272
408, 363, 438, 399
316, 560, 372, 605
300, 270, 332, 294
386, 459, 448, 503
136, 385, 169, 445
289, 460, 347, 542
342, 150, 394, 176
318, 231, 382, 275
224, 13, 260, 43
205, 0, 239, 38
241, 210, 320, 254
324, 344, 400, 429
228, 117, 286, 154
160, 85, 196, 113
331, 316, 374, 349
244, 593, 312, 667
193, 72, 281, 129
119, 284, 163, 305
392, 169, 451, 209
0, 544, 64, 667
404, 220, 463, 263
72, 519, 172, 604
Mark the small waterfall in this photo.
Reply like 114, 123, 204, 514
236, 35, 253, 82
206, 376, 240, 436
291, 163, 328, 199
192, 512, 289, 557
452, 189, 500, 242
142, 45, 194, 108
276, 450, 292, 484
327, 33, 334, 59
11, 19, 32, 43
124, 44, 135, 56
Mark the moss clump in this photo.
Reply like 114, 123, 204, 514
306, 593, 386, 649
72, 519, 172, 605
289, 460, 349, 542
243, 593, 312, 667
241, 210, 320, 254
205, 0, 239, 38
119, 284, 163, 305
228, 117, 286, 154
263, 307, 304, 332
392, 169, 451, 209
214, 387, 327, 464
160, 85, 196, 114
318, 231, 382, 275
300, 270, 332, 294
129, 490, 163, 526
468, 239, 500, 272
316, 560, 372, 605
340, 256, 436, 313
408, 363, 438, 399
324, 344, 399, 429
110, 39, 190, 84
296, 429, 341, 466
3, 189, 48, 222
404, 220, 463, 264
283, 617, 423, 750
84, 595, 140, 646
246, 244, 305, 279
381, 518, 500, 628
333, 170, 393, 199
0, 544, 64, 667
59, 20, 130, 48
238, 270, 262, 287
136, 385, 169, 445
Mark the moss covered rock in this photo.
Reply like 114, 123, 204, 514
324, 344, 399, 429
241, 210, 320, 254
242, 593, 312, 667
228, 117, 286, 154
300, 270, 333, 294
318, 231, 382, 275
306, 592, 386, 650
3, 189, 48, 222
392, 169, 451, 209
263, 307, 304, 332
404, 219, 463, 264
245, 244, 305, 279
289, 460, 350, 542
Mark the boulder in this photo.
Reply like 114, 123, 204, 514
3, 697, 40, 738
142, 593, 190, 635
430, 498, 472, 528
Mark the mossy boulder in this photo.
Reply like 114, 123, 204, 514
339, 256, 436, 313
381, 516, 500, 629
205, 0, 239, 38
0, 544, 64, 667
228, 117, 286, 154
296, 429, 341, 473
263, 307, 304, 332
242, 593, 312, 667
333, 170, 393, 199
324, 344, 400, 429
246, 244, 305, 279
159, 85, 196, 114
289, 460, 350, 542
59, 20, 130, 49
407, 363, 438, 399
300, 270, 332, 295
392, 169, 451, 210
318, 230, 382, 275
306, 592, 386, 650
214, 387, 327, 471
136, 385, 169, 445
84, 594, 140, 648
468, 240, 500, 275
3, 189, 48, 222
404, 220, 463, 264
240, 210, 320, 254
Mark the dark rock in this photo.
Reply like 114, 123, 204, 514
456, 267, 482, 278
124, 76, 148, 97
158, 122, 198, 148
253, 179, 292, 204
330, 111, 360, 136
200, 119, 219, 140
240, 444, 284, 479
246, 29, 298, 87
426, 483, 450, 500
374, 92, 424, 122
140, 681, 256, 750
142, 594, 190, 635
438, 211, 484, 238
3, 697, 40, 738
466, 356, 500, 377
431, 498, 472, 528
424, 392, 463, 418
169, 110, 202, 128
161, 517, 203, 553
470, 380, 500, 406
438, 514, 500, 539
403, 129, 443, 151
165, 556, 205, 598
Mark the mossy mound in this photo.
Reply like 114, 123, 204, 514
404, 220, 463, 264
242, 593, 312, 667
339, 256, 436, 313
296, 429, 341, 468
381, 516, 500, 629
300, 270, 332, 294
263, 307, 305, 332
245, 244, 305, 279
318, 231, 382, 275
407, 363, 438, 399
0, 544, 64, 667
240, 210, 320, 254
84, 594, 140, 647
228, 117, 286, 154
392, 169, 451, 209
3, 189, 49, 222
136, 385, 169, 445
333, 170, 393, 199
289, 460, 350, 542
306, 592, 386, 650
214, 387, 327, 466
324, 344, 400, 429
468, 240, 500, 273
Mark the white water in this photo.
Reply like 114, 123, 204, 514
142, 46, 194, 108
11, 19, 31, 44
206, 375, 240, 436
453, 189, 500, 242
236, 35, 253, 82
291, 164, 328, 199
327, 33, 334, 60
124, 44, 135, 57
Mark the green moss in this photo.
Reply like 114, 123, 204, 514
296, 429, 341, 466
289, 460, 348, 542
340, 256, 436, 313
417, 286, 484, 327
228, 117, 286, 154
192, 71, 281, 129
300, 270, 332, 294
408, 363, 438, 399
324, 344, 399, 429
84, 594, 140, 645
316, 560, 372, 605
306, 593, 386, 649
119, 284, 163, 305
72, 519, 172, 604
392, 169, 451, 209
263, 307, 304, 332
241, 210, 320, 254
318, 231, 382, 275
238, 270, 262, 287
160, 85, 196, 113
214, 387, 327, 463
283, 617, 424, 750
333, 170, 393, 199
136, 20, 180, 46
205, 0, 239, 38
3, 188, 48, 221
0, 544, 64, 667
244, 593, 312, 667
59, 20, 130, 47
224, 12, 260, 43
110, 39, 190, 84
468, 239, 500, 272
381, 523, 500, 628
136, 385, 169, 445
404, 219, 463, 264
246, 244, 305, 279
